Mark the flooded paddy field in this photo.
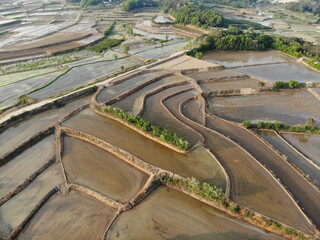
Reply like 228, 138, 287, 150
199, 78, 272, 92
163, 90, 315, 233
97, 71, 170, 104
135, 41, 189, 59
0, 71, 64, 110
18, 190, 117, 240
186, 69, 243, 80
208, 90, 320, 126
256, 130, 320, 189
0, 164, 64, 239
282, 133, 320, 167
236, 62, 320, 83
182, 99, 205, 125
141, 86, 202, 146
62, 108, 227, 189
63, 137, 149, 203
29, 57, 144, 100
106, 187, 285, 240
0, 135, 54, 199
204, 51, 294, 68
113, 75, 186, 115
0, 95, 91, 157
128, 39, 185, 55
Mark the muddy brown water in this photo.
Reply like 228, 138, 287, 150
163, 90, 315, 234
106, 187, 285, 240
208, 90, 320, 127
62, 108, 227, 190
282, 132, 320, 167
205, 115, 320, 230
0, 135, 54, 199
199, 78, 271, 91
141, 85, 202, 146
63, 137, 149, 203
255, 130, 320, 189
96, 71, 170, 103
113, 75, 186, 115
203, 51, 294, 68
0, 95, 92, 157
182, 99, 205, 125
0, 164, 64, 239
18, 190, 117, 240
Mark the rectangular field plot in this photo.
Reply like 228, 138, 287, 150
199, 78, 272, 91
97, 71, 170, 103
18, 190, 117, 240
106, 187, 284, 240
203, 50, 294, 68
0, 135, 54, 199
0, 164, 64, 239
208, 90, 320, 126
236, 62, 320, 83
29, 57, 144, 100
282, 133, 320, 167
62, 137, 149, 203
62, 108, 227, 190
0, 95, 91, 157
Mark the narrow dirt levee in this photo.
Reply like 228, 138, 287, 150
18, 190, 117, 240
207, 115, 320, 229
165, 90, 315, 234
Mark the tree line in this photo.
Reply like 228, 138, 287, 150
121, 0, 158, 11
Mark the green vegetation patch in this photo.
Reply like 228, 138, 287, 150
102, 105, 190, 150
122, 0, 158, 11
15, 95, 38, 108
223, 18, 272, 30
87, 39, 124, 53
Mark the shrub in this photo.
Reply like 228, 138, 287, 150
242, 120, 252, 128
230, 204, 240, 213
87, 39, 124, 53
258, 81, 265, 87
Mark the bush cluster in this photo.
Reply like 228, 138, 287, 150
102, 106, 190, 150
87, 39, 124, 53
274, 80, 301, 89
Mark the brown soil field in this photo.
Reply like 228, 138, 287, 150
0, 135, 54, 199
62, 108, 227, 190
106, 187, 285, 240
18, 190, 117, 240
63, 137, 149, 203
0, 164, 64, 239
0, 95, 91, 157
206, 114, 320, 229
163, 90, 315, 234
141, 85, 202, 146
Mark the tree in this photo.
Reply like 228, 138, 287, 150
195, 51, 203, 59
124, 45, 130, 54
289, 80, 299, 89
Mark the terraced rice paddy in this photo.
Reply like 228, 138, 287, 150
0, 95, 91, 157
282, 133, 320, 167
97, 71, 170, 103
163, 90, 315, 233
0, 135, 54, 199
186, 69, 242, 80
63, 137, 149, 203
18, 190, 117, 240
255, 130, 320, 189
107, 187, 285, 240
204, 51, 294, 68
208, 90, 320, 126
199, 78, 271, 91
182, 99, 205, 125
29, 57, 144, 100
113, 75, 186, 115
62, 108, 227, 189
